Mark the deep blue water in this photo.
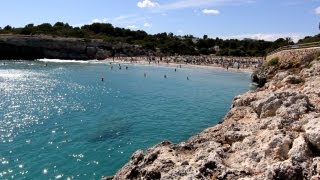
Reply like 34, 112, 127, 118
0, 60, 250, 179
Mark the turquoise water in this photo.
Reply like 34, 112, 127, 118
0, 60, 250, 179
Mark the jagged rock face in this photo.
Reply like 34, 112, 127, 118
0, 35, 146, 60
108, 58, 320, 179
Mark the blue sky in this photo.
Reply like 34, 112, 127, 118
0, 0, 319, 41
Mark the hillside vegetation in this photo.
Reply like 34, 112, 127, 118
0, 22, 303, 57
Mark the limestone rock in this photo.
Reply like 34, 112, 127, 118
303, 118, 320, 150
310, 158, 320, 179
282, 75, 303, 84
266, 161, 304, 180
131, 150, 145, 165
301, 61, 320, 78
288, 134, 311, 162
251, 94, 283, 118
276, 92, 313, 120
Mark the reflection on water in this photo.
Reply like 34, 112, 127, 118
0, 60, 250, 179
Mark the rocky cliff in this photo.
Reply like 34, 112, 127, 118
0, 35, 146, 60
107, 51, 320, 179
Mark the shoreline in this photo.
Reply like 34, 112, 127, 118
35, 58, 256, 74
103, 59, 255, 74
109, 51, 320, 179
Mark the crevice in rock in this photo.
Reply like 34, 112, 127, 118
307, 141, 320, 157
199, 161, 217, 177
126, 167, 140, 179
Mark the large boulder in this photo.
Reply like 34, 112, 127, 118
251, 94, 282, 118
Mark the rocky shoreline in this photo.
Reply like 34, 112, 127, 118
0, 35, 146, 60
106, 51, 320, 179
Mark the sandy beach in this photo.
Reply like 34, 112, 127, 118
103, 58, 256, 74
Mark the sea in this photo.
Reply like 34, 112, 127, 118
0, 59, 251, 179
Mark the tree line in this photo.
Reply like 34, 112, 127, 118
298, 34, 320, 44
0, 22, 313, 57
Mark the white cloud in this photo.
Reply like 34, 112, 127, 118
126, 25, 139, 29
85, 15, 149, 27
137, 0, 159, 8
315, 6, 320, 14
144, 23, 152, 28
222, 33, 307, 43
157, 0, 252, 11
202, 9, 220, 15
92, 18, 108, 23
73, 15, 149, 30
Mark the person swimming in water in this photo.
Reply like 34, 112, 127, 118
144, 73, 147, 78
164, 75, 167, 78
126, 66, 128, 70
187, 76, 189, 80
174, 68, 176, 72
101, 77, 104, 81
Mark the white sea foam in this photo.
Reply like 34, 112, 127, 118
37, 58, 107, 64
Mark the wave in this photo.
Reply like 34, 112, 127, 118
36, 58, 111, 64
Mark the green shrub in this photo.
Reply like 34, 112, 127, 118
268, 57, 279, 66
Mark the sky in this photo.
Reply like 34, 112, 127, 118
0, 0, 319, 42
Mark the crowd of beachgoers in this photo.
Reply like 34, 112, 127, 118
111, 55, 264, 70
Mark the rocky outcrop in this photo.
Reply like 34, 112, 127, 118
0, 35, 147, 60
253, 47, 320, 87
266, 47, 320, 64
107, 52, 320, 179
